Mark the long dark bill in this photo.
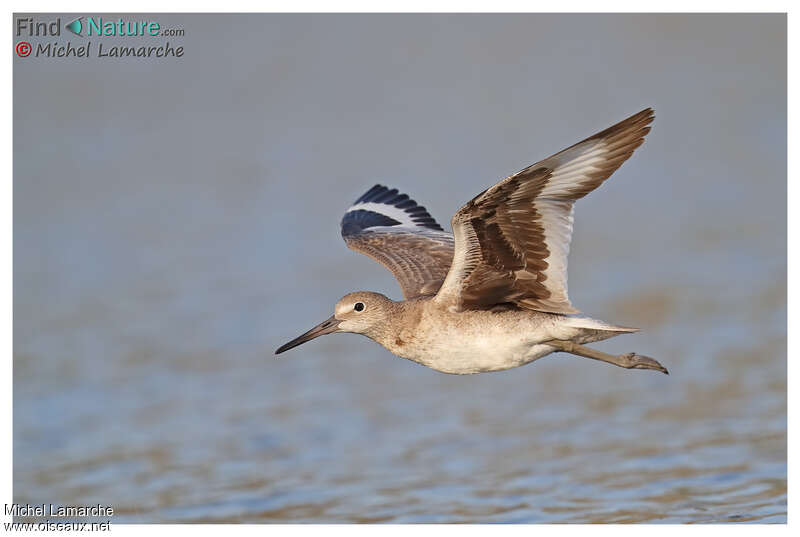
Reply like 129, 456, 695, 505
275, 316, 341, 355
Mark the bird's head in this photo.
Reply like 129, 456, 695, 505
275, 291, 395, 354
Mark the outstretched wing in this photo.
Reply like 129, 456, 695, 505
434, 108, 655, 314
341, 185, 455, 299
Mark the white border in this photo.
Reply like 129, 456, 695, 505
5, 1, 797, 13
5, 4, 792, 533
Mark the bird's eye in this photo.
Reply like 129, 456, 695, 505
354, 302, 365, 312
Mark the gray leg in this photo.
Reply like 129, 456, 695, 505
547, 340, 669, 375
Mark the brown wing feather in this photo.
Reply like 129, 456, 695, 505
344, 230, 454, 299
457, 168, 553, 307
436, 108, 655, 313
341, 185, 455, 299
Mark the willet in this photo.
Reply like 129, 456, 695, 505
276, 108, 668, 375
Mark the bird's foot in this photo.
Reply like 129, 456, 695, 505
618, 352, 669, 375
546, 339, 669, 375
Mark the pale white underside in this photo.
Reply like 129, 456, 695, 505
530, 138, 609, 306
389, 304, 634, 375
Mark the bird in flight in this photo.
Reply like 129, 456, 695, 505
276, 108, 668, 375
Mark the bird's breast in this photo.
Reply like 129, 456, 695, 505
378, 307, 561, 374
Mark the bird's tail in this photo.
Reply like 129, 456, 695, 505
561, 315, 639, 344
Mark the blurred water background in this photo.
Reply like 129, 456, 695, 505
13, 14, 786, 523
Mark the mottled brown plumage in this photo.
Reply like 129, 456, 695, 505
343, 229, 454, 299
276, 109, 667, 376
435, 108, 654, 313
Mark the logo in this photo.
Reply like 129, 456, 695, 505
13, 15, 186, 60
66, 18, 82, 36
16, 42, 32, 57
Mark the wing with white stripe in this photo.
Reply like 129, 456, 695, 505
341, 185, 455, 299
435, 108, 655, 313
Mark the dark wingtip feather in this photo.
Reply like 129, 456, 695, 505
341, 209, 402, 237
343, 185, 445, 234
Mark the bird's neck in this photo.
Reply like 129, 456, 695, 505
365, 298, 427, 356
